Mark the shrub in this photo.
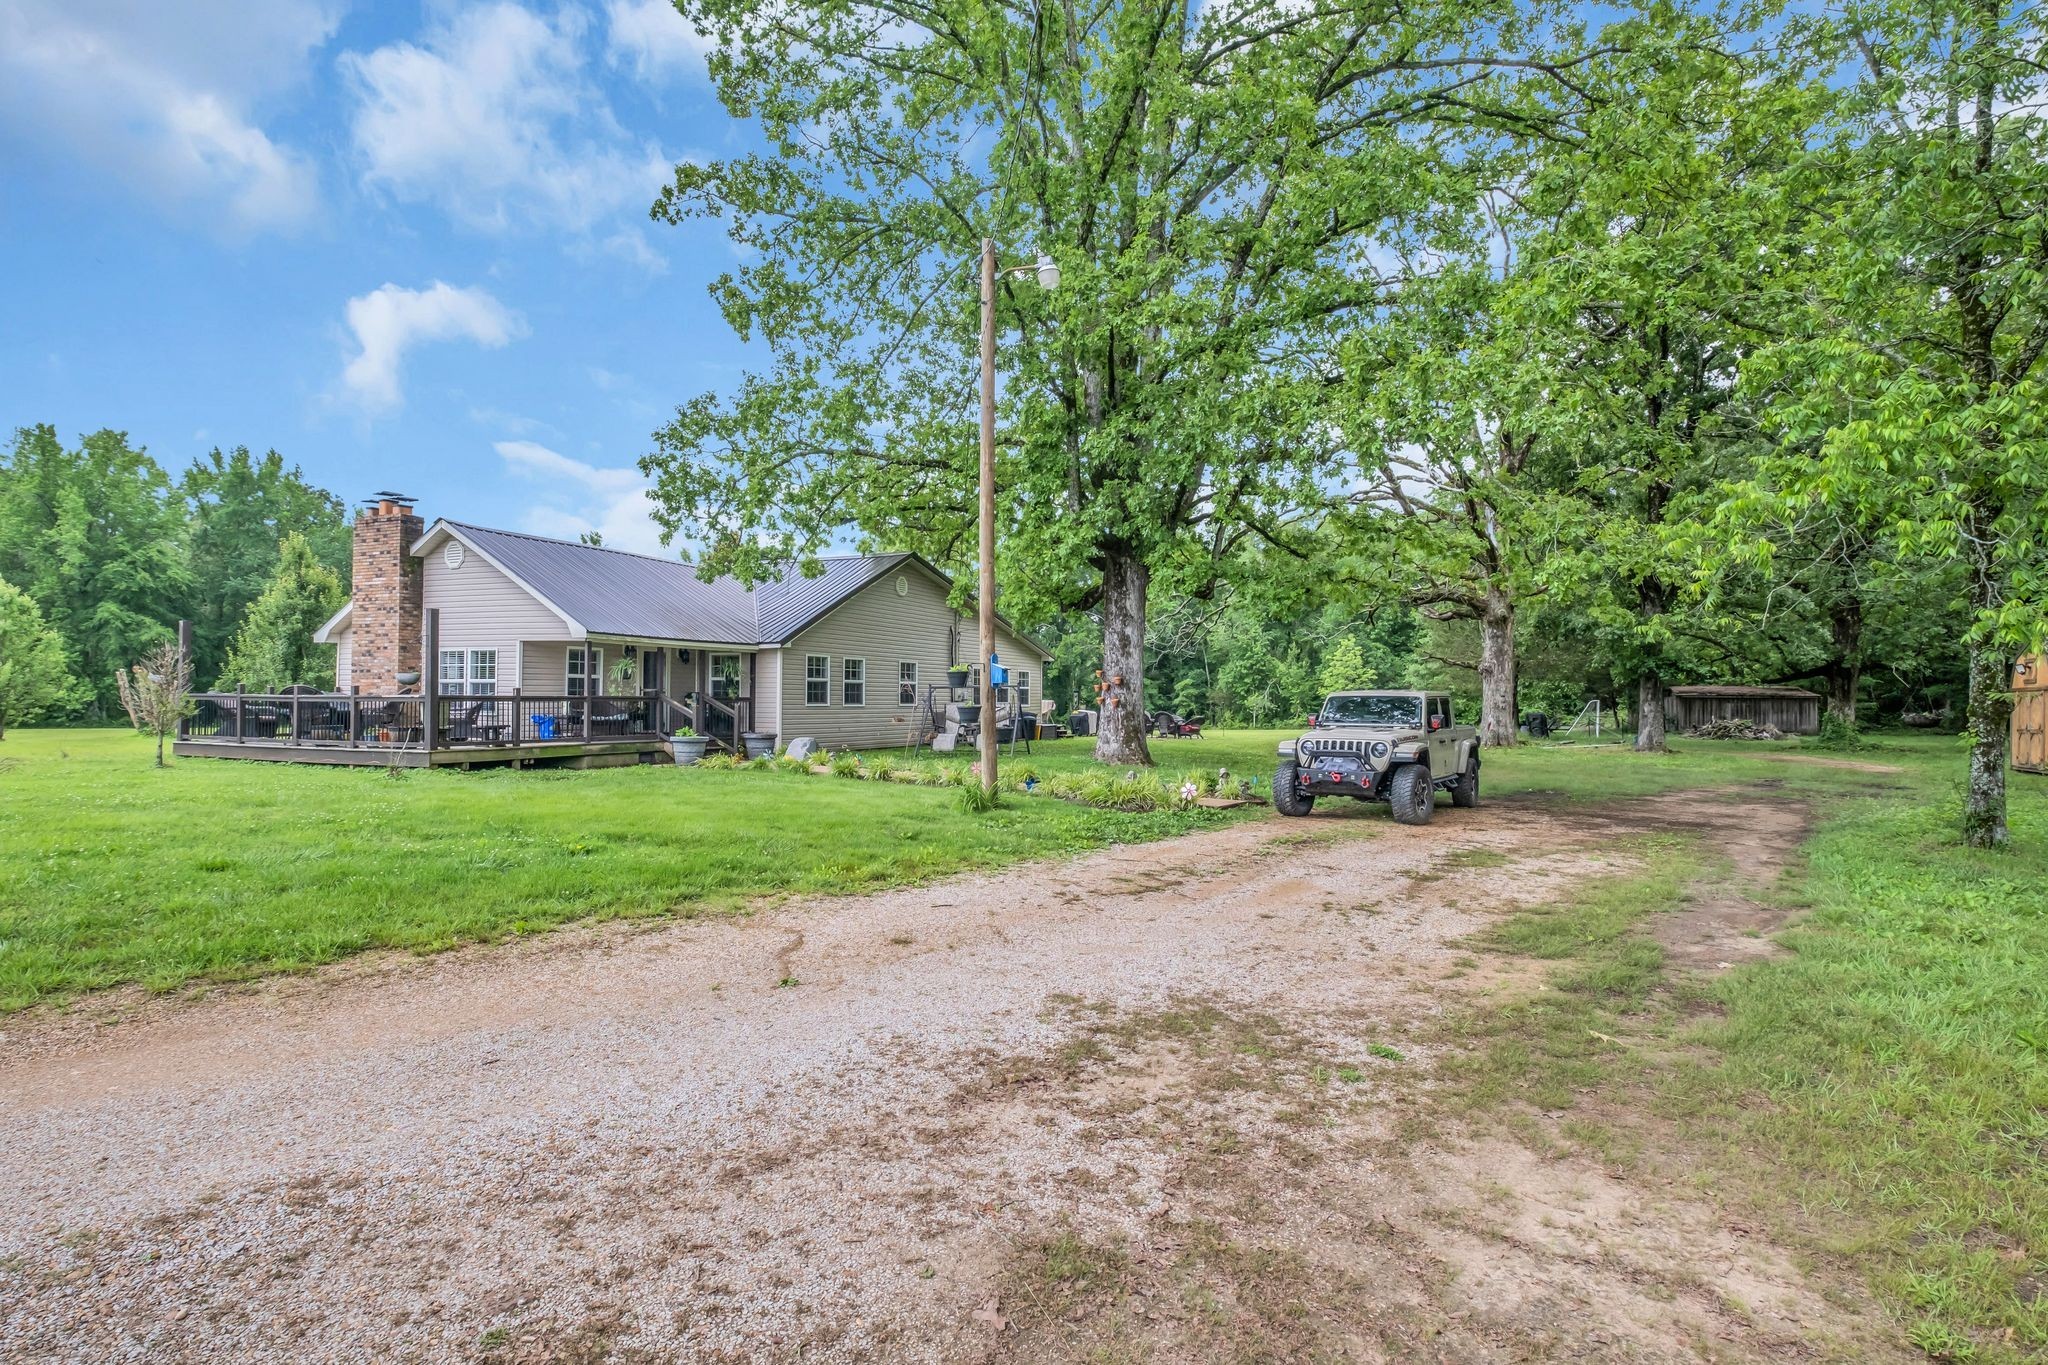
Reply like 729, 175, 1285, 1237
830, 751, 863, 778
1816, 711, 1865, 750
958, 779, 1000, 813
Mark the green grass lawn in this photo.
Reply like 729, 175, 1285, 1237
0, 728, 1271, 1011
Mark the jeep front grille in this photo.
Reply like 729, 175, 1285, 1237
1306, 738, 1372, 756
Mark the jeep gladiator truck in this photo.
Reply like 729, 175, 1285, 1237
1273, 690, 1480, 825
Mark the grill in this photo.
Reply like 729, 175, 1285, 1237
1303, 736, 1374, 756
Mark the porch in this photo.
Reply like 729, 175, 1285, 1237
171, 689, 756, 768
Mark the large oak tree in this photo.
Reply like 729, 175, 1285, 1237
641, 0, 1601, 763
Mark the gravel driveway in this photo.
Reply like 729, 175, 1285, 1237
0, 794, 1899, 1363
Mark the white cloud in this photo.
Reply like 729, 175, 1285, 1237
599, 226, 670, 274
340, 3, 673, 232
496, 440, 671, 555
0, 0, 334, 231
340, 282, 526, 414
603, 0, 714, 80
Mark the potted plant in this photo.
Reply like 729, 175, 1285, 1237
947, 665, 972, 689
669, 725, 709, 766
741, 731, 776, 760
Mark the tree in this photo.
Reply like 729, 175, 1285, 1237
0, 577, 76, 738
0, 426, 190, 715
1740, 0, 2048, 845
642, 0, 1606, 764
215, 534, 347, 693
180, 447, 350, 686
114, 640, 192, 768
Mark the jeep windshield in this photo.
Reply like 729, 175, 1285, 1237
1319, 695, 1423, 727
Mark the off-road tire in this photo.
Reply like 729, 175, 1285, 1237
1272, 761, 1315, 817
1387, 763, 1434, 825
1450, 756, 1480, 808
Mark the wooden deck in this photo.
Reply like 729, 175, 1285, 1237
172, 737, 668, 769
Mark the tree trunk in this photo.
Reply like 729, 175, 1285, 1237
1826, 598, 1863, 727
155, 731, 166, 768
1094, 550, 1154, 766
1962, 639, 2013, 849
1635, 671, 1667, 752
1477, 590, 1517, 747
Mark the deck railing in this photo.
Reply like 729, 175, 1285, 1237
182, 690, 666, 750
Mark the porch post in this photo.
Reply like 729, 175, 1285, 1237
349, 686, 361, 747
234, 684, 245, 744
510, 687, 521, 747
176, 620, 193, 739
422, 608, 440, 751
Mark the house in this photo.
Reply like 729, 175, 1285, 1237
177, 494, 1051, 765
1663, 685, 1822, 736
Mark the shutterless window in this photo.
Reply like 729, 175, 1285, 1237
438, 650, 465, 695
1014, 670, 1030, 706
843, 657, 866, 706
898, 661, 918, 705
567, 646, 602, 698
465, 650, 497, 696
805, 655, 830, 705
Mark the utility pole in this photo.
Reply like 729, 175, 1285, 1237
978, 237, 999, 795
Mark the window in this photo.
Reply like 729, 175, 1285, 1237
440, 650, 497, 696
567, 646, 602, 697
843, 657, 866, 706
1428, 696, 1453, 729
1014, 670, 1030, 706
898, 661, 919, 706
805, 655, 830, 706
710, 653, 742, 701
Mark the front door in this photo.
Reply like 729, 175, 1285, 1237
643, 648, 665, 697
708, 653, 743, 743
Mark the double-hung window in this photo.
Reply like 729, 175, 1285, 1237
1014, 670, 1030, 706
805, 655, 830, 706
567, 646, 602, 697
842, 658, 866, 706
439, 649, 498, 695
897, 661, 918, 706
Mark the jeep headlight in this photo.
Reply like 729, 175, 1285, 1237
1297, 741, 1314, 762
1370, 741, 1390, 761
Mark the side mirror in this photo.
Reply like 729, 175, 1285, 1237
1429, 717, 1444, 731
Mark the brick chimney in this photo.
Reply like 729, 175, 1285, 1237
350, 493, 424, 693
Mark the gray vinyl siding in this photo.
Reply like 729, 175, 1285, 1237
424, 542, 578, 692
520, 642, 569, 694
778, 565, 1049, 750
754, 648, 781, 736
333, 626, 353, 691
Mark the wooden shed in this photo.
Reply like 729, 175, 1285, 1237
1665, 685, 1822, 736
2017, 655, 2046, 775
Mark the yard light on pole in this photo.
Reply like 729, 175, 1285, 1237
978, 237, 1058, 797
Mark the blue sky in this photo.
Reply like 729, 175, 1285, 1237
0, 0, 761, 555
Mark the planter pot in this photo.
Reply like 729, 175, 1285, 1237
742, 732, 776, 761
954, 704, 981, 726
669, 735, 709, 766
396, 671, 421, 687
947, 668, 971, 689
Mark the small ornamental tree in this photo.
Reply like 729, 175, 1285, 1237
0, 576, 76, 738
115, 639, 192, 768
215, 532, 346, 693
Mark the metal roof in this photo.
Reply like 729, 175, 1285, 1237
419, 521, 934, 647
755, 553, 912, 641
1669, 685, 1820, 700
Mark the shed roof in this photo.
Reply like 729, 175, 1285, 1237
1669, 685, 1821, 700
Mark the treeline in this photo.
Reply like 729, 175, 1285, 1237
0, 425, 351, 725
